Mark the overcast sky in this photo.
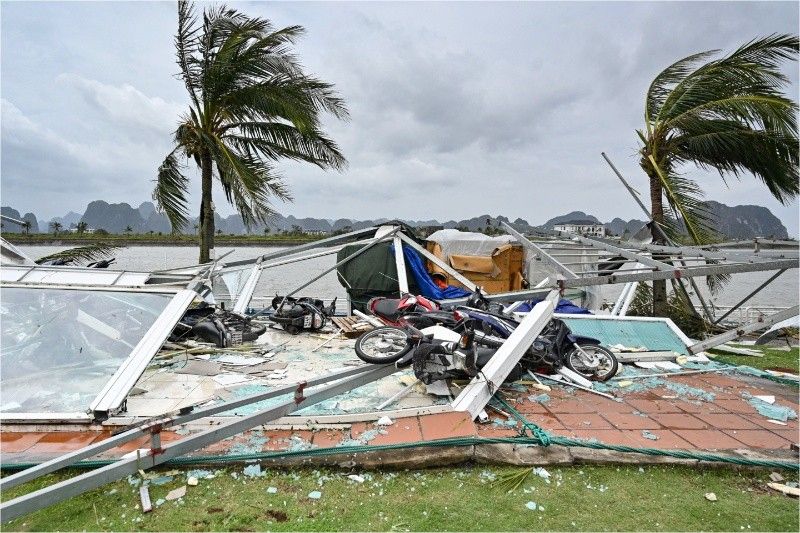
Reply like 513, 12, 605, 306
2, 1, 798, 234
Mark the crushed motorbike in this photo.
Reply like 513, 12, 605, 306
170, 305, 266, 347
356, 291, 618, 382
268, 295, 337, 335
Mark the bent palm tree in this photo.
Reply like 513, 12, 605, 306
154, 1, 348, 263
639, 34, 798, 314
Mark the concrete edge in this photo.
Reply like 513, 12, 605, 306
126, 443, 797, 471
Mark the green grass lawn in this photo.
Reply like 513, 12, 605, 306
710, 344, 799, 374
3, 464, 798, 531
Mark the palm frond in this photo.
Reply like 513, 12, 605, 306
491, 468, 533, 492
647, 49, 719, 128
153, 149, 190, 232
657, 34, 798, 127
224, 121, 347, 170
670, 119, 799, 203
223, 75, 349, 130
176, 1, 202, 111
646, 155, 716, 244
641, 34, 798, 289
210, 135, 292, 228
35, 243, 123, 265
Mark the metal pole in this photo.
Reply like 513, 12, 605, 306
559, 259, 798, 289
601, 152, 652, 220
501, 221, 578, 280
393, 235, 409, 294
281, 229, 399, 304
688, 305, 799, 353
231, 261, 263, 314
452, 292, 557, 418
396, 232, 478, 291
619, 281, 639, 316
0, 364, 379, 491
222, 226, 379, 269
611, 282, 633, 315
0, 364, 397, 522
258, 239, 374, 270
713, 269, 786, 325
555, 231, 676, 272
601, 152, 715, 321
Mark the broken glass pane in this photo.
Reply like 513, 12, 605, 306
0, 287, 174, 415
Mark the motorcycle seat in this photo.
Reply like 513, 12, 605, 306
371, 299, 405, 321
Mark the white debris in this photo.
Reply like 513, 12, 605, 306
705, 492, 718, 502
165, 486, 187, 501
533, 467, 551, 480
267, 486, 278, 494
375, 416, 394, 426
348, 474, 365, 483
754, 395, 776, 404
187, 477, 199, 487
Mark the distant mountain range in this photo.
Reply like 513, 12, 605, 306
0, 199, 790, 240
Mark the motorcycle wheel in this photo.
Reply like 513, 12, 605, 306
354, 326, 414, 364
565, 344, 619, 382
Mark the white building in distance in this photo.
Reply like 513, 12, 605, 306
554, 220, 606, 237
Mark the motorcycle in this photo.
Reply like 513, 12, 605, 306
268, 295, 337, 335
170, 305, 267, 347
356, 291, 618, 381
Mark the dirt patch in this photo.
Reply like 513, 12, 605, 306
265, 510, 288, 522
207, 507, 224, 514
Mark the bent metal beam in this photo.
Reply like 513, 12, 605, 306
0, 364, 397, 523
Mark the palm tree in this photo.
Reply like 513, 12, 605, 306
639, 34, 798, 314
76, 221, 89, 234
154, 1, 348, 263
50, 221, 63, 236
21, 220, 31, 235
124, 225, 134, 235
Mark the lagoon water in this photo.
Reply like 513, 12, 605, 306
19, 244, 799, 311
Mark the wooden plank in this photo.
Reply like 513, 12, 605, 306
331, 316, 374, 338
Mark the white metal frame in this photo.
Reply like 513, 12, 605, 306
0, 284, 197, 422
231, 261, 263, 314
452, 291, 557, 418
393, 235, 409, 294
89, 289, 198, 416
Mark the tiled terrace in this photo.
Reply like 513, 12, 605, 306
2, 370, 797, 467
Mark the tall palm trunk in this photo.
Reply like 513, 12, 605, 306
199, 150, 215, 263
646, 165, 669, 316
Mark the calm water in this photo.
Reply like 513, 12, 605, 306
19, 244, 799, 310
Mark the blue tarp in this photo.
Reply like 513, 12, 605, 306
517, 298, 592, 315
393, 243, 471, 300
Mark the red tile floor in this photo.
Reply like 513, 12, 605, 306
1, 371, 797, 465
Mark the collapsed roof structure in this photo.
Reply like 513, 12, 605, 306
0, 200, 797, 520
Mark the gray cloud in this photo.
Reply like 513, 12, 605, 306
1, 1, 797, 236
